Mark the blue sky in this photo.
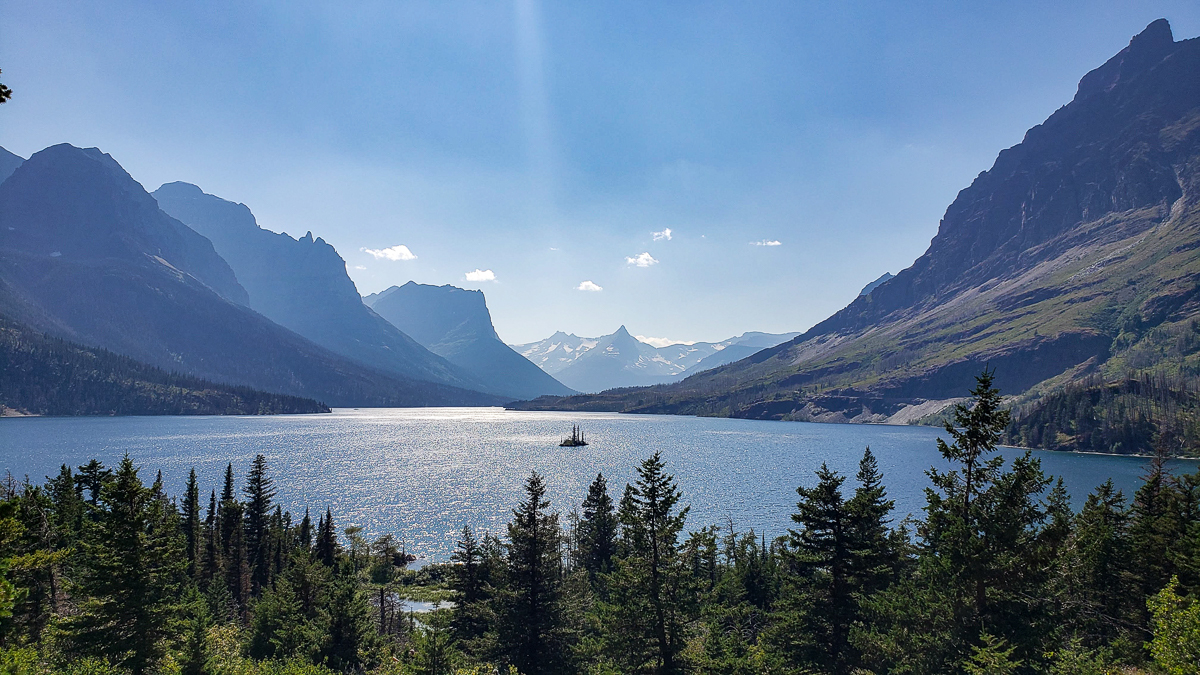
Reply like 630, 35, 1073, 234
2, 1, 1198, 343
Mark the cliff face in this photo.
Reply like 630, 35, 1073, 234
154, 182, 489, 393
516, 21, 1200, 419
0, 146, 503, 407
365, 282, 576, 399
817, 19, 1192, 337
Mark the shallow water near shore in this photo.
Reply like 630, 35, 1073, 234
2, 408, 1196, 560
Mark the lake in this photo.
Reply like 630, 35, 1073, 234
2, 408, 1196, 561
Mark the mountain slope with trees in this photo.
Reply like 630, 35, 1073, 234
0, 144, 503, 407
0, 315, 329, 416
514, 21, 1200, 450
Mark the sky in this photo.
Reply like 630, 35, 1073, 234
2, 1, 1198, 344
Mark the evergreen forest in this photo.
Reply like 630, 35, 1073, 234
2, 372, 1200, 674
0, 318, 330, 417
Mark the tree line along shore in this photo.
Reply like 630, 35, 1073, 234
0, 371, 1199, 674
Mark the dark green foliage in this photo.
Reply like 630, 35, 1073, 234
496, 471, 570, 674
1005, 373, 1200, 455
315, 508, 339, 567
244, 454, 277, 593
182, 468, 201, 580
0, 316, 329, 416
3, 369, 1200, 674
60, 457, 185, 674
577, 473, 618, 583
0, 69, 11, 104
598, 452, 692, 674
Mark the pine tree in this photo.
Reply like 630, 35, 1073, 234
779, 462, 856, 674
498, 471, 570, 675
602, 452, 691, 674
846, 447, 899, 598
63, 456, 184, 674
182, 468, 201, 580
46, 464, 83, 548
1129, 450, 1185, 614
1060, 480, 1135, 648
299, 507, 313, 551
315, 508, 339, 566
202, 489, 222, 586
324, 575, 379, 671
243, 454, 277, 594
74, 459, 112, 506
578, 473, 618, 583
218, 464, 249, 614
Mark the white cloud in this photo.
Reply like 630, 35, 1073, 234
751, 239, 782, 247
652, 228, 672, 241
626, 252, 659, 267
465, 268, 497, 282
353, 265, 367, 270
576, 280, 603, 292
361, 244, 417, 261
636, 335, 696, 348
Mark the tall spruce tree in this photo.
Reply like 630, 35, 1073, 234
182, 468, 201, 580
315, 508, 339, 567
64, 456, 184, 674
846, 448, 900, 597
218, 465, 249, 614
778, 463, 857, 674
499, 471, 570, 675
299, 507, 313, 551
602, 452, 691, 674
202, 489, 221, 585
243, 454, 277, 594
578, 473, 618, 582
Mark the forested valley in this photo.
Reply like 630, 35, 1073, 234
1, 372, 1199, 675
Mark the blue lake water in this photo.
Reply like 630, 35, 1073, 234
2, 408, 1197, 561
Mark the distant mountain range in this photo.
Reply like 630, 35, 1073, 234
0, 144, 503, 408
511, 327, 799, 393
364, 282, 575, 400
512, 20, 1200, 427
152, 182, 487, 393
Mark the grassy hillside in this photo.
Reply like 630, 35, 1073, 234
511, 23, 1200, 458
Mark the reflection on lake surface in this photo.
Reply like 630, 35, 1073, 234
2, 408, 1196, 560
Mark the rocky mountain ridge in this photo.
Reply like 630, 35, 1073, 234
511, 327, 800, 393
364, 282, 575, 399
511, 20, 1200, 423
0, 144, 503, 407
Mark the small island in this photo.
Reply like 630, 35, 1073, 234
560, 424, 588, 447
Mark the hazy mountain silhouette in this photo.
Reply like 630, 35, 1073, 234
514, 20, 1200, 420
153, 182, 488, 392
0, 144, 503, 407
364, 282, 575, 399
0, 146, 22, 185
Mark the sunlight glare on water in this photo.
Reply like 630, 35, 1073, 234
2, 408, 1196, 561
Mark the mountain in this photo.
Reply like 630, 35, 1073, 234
0, 146, 22, 185
363, 282, 575, 400
511, 327, 800, 393
0, 144, 503, 407
0, 315, 329, 416
512, 20, 1200, 422
859, 272, 893, 297
152, 182, 486, 392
